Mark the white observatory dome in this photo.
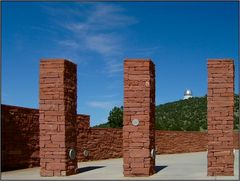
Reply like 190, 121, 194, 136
183, 89, 193, 100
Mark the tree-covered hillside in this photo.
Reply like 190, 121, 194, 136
94, 95, 239, 131
155, 96, 207, 131
234, 94, 239, 129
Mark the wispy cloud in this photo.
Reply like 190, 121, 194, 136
85, 33, 122, 56
41, 3, 161, 76
106, 60, 123, 74
58, 40, 79, 49
42, 3, 137, 76
87, 4, 137, 28
87, 101, 114, 109
102, 94, 119, 98
134, 46, 162, 55
89, 93, 119, 99
65, 4, 137, 34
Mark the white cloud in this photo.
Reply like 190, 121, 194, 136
89, 93, 119, 99
85, 33, 122, 56
65, 4, 137, 33
87, 101, 114, 109
87, 4, 137, 28
66, 23, 89, 32
102, 94, 119, 98
42, 3, 137, 75
106, 60, 123, 74
133, 46, 162, 56
58, 40, 79, 49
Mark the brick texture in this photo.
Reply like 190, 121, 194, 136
1, 103, 92, 171
123, 59, 155, 176
1, 104, 39, 171
1, 103, 239, 171
77, 114, 90, 129
207, 60, 235, 176
39, 59, 77, 176
155, 131, 207, 153
76, 130, 239, 159
76, 128, 122, 161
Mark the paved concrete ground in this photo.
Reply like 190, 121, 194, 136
1, 151, 239, 180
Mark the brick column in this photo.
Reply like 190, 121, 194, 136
39, 59, 77, 176
123, 59, 155, 177
207, 59, 235, 176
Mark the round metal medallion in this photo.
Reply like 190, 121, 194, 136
145, 81, 150, 87
69, 149, 76, 160
132, 119, 140, 126
151, 148, 156, 159
83, 150, 89, 157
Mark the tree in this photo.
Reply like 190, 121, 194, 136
234, 94, 239, 129
108, 106, 123, 128
94, 94, 239, 130
93, 122, 110, 128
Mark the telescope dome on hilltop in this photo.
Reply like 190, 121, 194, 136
183, 89, 193, 100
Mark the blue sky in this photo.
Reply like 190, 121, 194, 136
2, 2, 239, 126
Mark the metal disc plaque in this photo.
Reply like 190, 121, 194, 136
151, 149, 156, 159
145, 81, 150, 87
132, 119, 140, 126
83, 149, 89, 157
69, 149, 76, 160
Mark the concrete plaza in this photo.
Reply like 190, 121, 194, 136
1, 151, 239, 180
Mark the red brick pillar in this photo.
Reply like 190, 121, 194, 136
39, 59, 77, 176
207, 59, 235, 176
123, 59, 155, 177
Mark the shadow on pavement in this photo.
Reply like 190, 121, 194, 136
75, 166, 105, 174
155, 165, 168, 173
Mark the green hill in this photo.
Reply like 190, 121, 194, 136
94, 95, 239, 131
93, 122, 110, 128
155, 96, 207, 131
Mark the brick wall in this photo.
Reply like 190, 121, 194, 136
155, 131, 207, 154
39, 59, 78, 176
77, 114, 90, 129
1, 104, 39, 171
1, 104, 239, 171
207, 60, 235, 176
233, 131, 239, 149
123, 59, 155, 176
1, 104, 89, 171
76, 129, 239, 162
76, 128, 122, 161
